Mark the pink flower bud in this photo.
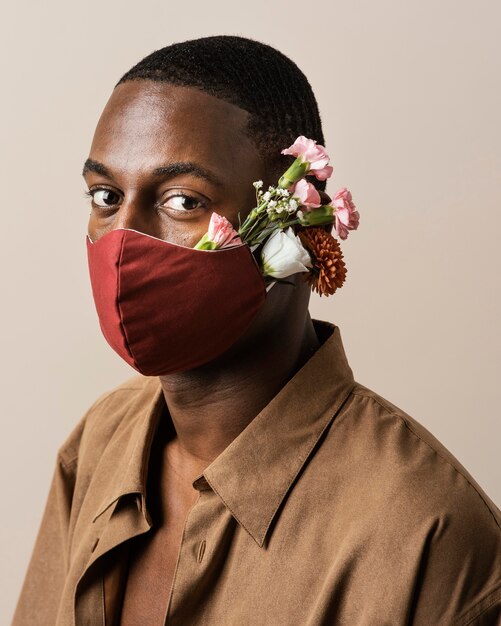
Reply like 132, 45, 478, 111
333, 187, 360, 240
281, 135, 334, 181
290, 178, 322, 208
207, 212, 243, 248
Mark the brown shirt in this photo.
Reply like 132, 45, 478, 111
11, 319, 501, 625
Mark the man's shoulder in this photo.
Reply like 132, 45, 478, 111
328, 381, 501, 621
336, 381, 501, 531
56, 373, 155, 467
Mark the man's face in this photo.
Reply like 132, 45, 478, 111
83, 80, 313, 353
83, 80, 269, 246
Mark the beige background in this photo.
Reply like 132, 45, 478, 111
2, 0, 500, 622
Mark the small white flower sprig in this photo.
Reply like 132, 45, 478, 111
237, 182, 301, 251
194, 135, 360, 296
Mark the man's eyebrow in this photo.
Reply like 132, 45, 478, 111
81, 158, 225, 187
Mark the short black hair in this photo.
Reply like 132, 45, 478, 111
115, 35, 327, 192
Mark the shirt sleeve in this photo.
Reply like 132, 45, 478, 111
10, 382, 134, 626
452, 586, 501, 625
10, 453, 78, 626
409, 484, 501, 626
9, 389, 108, 626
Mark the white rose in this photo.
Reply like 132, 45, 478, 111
261, 227, 312, 279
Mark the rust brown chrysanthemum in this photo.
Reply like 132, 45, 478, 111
298, 227, 347, 297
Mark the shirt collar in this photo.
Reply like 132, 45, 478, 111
92, 319, 356, 548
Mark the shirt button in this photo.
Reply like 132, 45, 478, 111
197, 540, 206, 563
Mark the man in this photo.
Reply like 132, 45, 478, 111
12, 35, 501, 626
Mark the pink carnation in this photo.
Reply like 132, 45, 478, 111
281, 135, 334, 181
290, 178, 322, 208
207, 212, 242, 248
333, 187, 360, 240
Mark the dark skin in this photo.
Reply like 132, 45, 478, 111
83, 80, 329, 496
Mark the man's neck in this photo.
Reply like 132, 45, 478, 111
158, 313, 320, 476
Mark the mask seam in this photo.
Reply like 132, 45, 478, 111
116, 232, 141, 372
111, 227, 248, 252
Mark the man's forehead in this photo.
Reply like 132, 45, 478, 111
88, 81, 260, 180
98, 81, 251, 133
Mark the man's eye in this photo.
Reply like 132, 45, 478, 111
84, 189, 206, 212
163, 194, 206, 212
86, 188, 120, 208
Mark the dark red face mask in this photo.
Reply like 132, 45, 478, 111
86, 228, 268, 376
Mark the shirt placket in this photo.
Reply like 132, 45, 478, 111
164, 475, 234, 626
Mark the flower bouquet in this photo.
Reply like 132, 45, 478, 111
194, 136, 360, 297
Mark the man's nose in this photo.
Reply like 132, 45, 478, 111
111, 198, 161, 239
